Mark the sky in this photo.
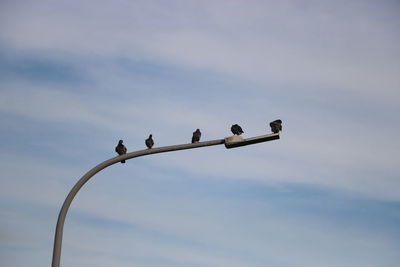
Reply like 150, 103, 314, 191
0, 0, 399, 266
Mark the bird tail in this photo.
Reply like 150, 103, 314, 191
121, 160, 126, 164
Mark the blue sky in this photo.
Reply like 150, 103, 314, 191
1, 0, 400, 266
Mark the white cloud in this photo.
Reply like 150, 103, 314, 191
1, 0, 399, 104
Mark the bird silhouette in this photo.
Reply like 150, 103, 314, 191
269, 119, 282, 133
191, 129, 201, 143
231, 124, 244, 135
115, 140, 127, 163
145, 134, 154, 149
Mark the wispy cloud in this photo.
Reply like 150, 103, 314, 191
1, 0, 399, 103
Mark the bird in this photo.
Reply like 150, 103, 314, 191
115, 140, 127, 163
231, 124, 244, 135
191, 129, 201, 143
145, 134, 154, 149
269, 119, 282, 133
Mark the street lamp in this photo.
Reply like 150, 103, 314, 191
51, 132, 280, 267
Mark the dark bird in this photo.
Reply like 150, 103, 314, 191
191, 129, 201, 143
145, 134, 154, 149
269, 119, 282, 133
231, 124, 244, 135
115, 140, 127, 163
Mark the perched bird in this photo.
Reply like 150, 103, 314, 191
145, 134, 154, 149
269, 119, 282, 133
231, 124, 244, 135
115, 140, 127, 163
191, 129, 201, 143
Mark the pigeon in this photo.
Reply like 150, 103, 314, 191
191, 129, 201, 143
269, 119, 282, 133
115, 140, 127, 163
145, 134, 154, 149
231, 124, 244, 135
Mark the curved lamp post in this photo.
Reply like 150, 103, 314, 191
52, 133, 280, 267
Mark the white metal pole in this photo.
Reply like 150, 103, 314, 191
51, 133, 279, 267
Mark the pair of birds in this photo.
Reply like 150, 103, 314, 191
115, 120, 282, 163
115, 134, 154, 163
230, 119, 283, 135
